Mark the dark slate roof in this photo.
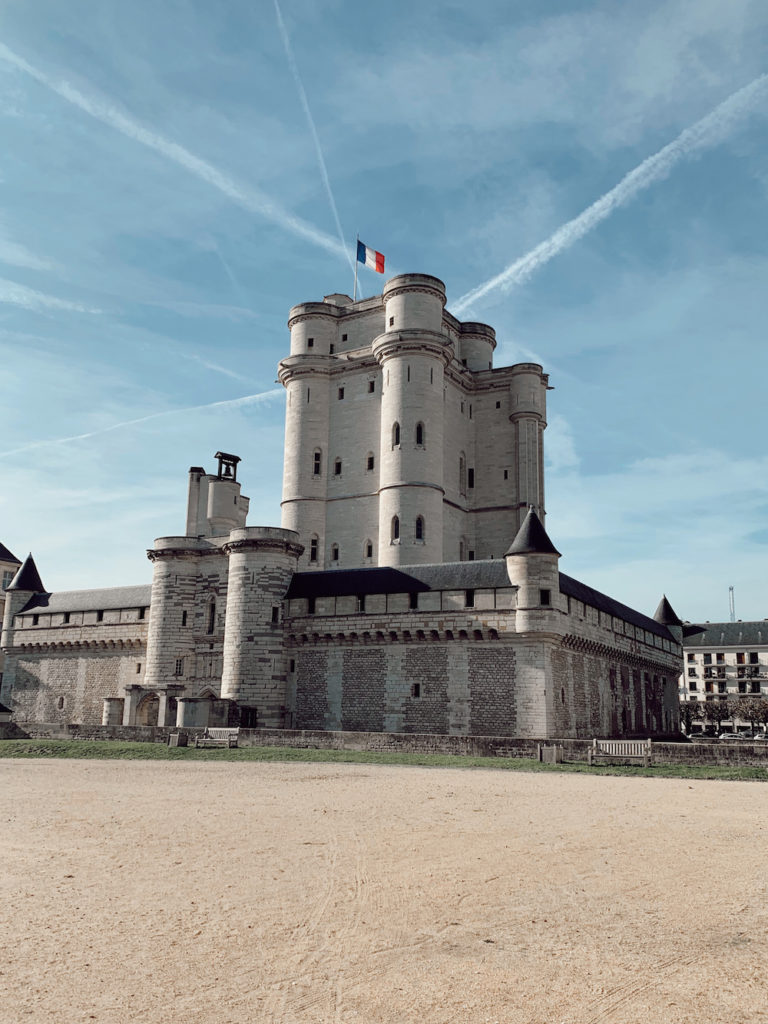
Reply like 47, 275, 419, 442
683, 621, 768, 648
0, 702, 11, 714
505, 508, 560, 557
559, 573, 675, 641
0, 542, 21, 565
286, 559, 675, 640
7, 554, 45, 593
20, 584, 152, 614
653, 595, 682, 627
285, 561, 511, 599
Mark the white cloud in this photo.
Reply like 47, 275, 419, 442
0, 276, 101, 314
0, 228, 51, 271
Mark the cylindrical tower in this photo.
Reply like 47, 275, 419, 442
220, 527, 303, 727
374, 275, 452, 566
458, 322, 496, 371
144, 537, 208, 691
279, 301, 336, 568
509, 363, 548, 530
206, 477, 243, 536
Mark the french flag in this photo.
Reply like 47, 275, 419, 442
357, 239, 385, 273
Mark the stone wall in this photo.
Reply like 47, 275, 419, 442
10, 722, 768, 769
9, 648, 145, 725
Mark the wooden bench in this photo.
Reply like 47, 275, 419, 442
588, 738, 652, 767
194, 727, 240, 749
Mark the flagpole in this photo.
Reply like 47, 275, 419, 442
353, 233, 359, 302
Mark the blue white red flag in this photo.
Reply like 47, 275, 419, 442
356, 240, 385, 273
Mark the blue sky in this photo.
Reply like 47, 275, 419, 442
0, 0, 766, 623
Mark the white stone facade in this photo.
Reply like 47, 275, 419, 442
279, 274, 547, 571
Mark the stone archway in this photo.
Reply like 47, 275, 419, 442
136, 692, 160, 726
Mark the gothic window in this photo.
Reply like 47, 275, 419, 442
364, 540, 373, 559
331, 544, 339, 562
334, 458, 342, 476
409, 592, 418, 610
309, 536, 318, 563
392, 422, 401, 447
465, 590, 475, 608
207, 601, 216, 635
366, 453, 375, 471
415, 516, 424, 541
313, 450, 322, 476
368, 380, 375, 393
415, 422, 425, 446
338, 387, 345, 400
391, 516, 400, 542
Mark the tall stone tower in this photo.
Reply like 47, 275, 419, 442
278, 273, 549, 571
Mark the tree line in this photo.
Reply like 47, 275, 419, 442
681, 696, 768, 734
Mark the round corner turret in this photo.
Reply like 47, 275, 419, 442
287, 302, 339, 356
382, 274, 446, 334
458, 322, 497, 372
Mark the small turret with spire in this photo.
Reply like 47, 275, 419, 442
504, 507, 566, 632
1, 554, 47, 701
653, 594, 683, 646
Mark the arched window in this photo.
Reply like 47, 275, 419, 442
313, 449, 322, 476
392, 422, 401, 447
331, 543, 339, 562
391, 516, 400, 542
334, 458, 342, 476
207, 600, 216, 634
309, 535, 319, 563
415, 422, 425, 447
459, 453, 467, 495
415, 516, 424, 541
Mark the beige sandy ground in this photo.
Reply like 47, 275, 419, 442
2, 761, 768, 1024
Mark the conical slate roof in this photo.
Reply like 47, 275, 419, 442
653, 594, 682, 627
7, 553, 45, 593
0, 542, 21, 564
505, 508, 561, 557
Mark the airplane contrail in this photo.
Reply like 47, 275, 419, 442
0, 42, 349, 262
453, 74, 768, 315
273, 0, 353, 273
0, 389, 284, 458
0, 276, 101, 314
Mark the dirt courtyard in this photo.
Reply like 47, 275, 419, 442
2, 759, 767, 1024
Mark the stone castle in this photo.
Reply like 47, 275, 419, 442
1, 274, 683, 738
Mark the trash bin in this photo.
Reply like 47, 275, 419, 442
168, 732, 188, 747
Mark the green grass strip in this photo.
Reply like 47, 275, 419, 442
0, 739, 766, 781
